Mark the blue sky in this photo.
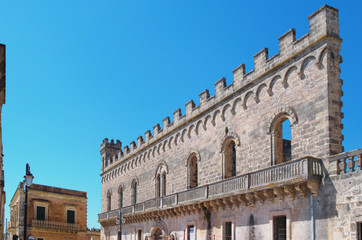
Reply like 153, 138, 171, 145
1, 0, 361, 229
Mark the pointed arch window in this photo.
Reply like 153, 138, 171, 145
107, 190, 112, 212
155, 163, 168, 198
224, 140, 236, 179
156, 173, 161, 198
161, 172, 166, 196
118, 185, 123, 209
131, 179, 138, 204
221, 132, 240, 179
187, 154, 199, 189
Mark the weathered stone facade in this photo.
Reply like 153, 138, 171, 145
8, 183, 100, 240
99, 5, 362, 240
0, 43, 6, 240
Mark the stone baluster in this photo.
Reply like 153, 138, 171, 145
356, 154, 362, 170
347, 156, 355, 172
338, 158, 347, 174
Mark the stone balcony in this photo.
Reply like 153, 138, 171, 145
99, 156, 323, 226
329, 148, 362, 175
31, 219, 80, 232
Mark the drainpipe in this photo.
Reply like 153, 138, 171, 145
310, 194, 315, 240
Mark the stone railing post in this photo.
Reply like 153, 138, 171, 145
338, 158, 347, 174
347, 156, 355, 173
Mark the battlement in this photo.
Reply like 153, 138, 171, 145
101, 138, 122, 151
100, 5, 341, 173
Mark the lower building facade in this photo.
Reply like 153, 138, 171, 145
98, 5, 362, 240
8, 183, 100, 240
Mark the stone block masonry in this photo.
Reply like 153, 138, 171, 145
98, 5, 360, 240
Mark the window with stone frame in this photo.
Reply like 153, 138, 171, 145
107, 190, 112, 212
161, 172, 166, 196
187, 225, 195, 240
131, 179, 138, 204
156, 174, 161, 198
273, 118, 292, 163
187, 154, 198, 189
224, 221, 232, 240
358, 222, 362, 240
269, 109, 296, 165
273, 215, 287, 240
36, 206, 46, 221
66, 209, 75, 224
224, 140, 236, 179
118, 186, 123, 209
155, 163, 167, 198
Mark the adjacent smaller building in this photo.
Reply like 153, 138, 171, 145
8, 183, 100, 240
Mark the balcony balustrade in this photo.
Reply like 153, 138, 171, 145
99, 156, 323, 223
329, 148, 362, 175
32, 219, 80, 232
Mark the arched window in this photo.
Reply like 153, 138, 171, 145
224, 140, 236, 179
131, 179, 138, 204
269, 107, 297, 165
154, 162, 168, 198
107, 190, 112, 211
118, 186, 123, 209
161, 172, 166, 196
156, 174, 161, 198
273, 117, 292, 164
187, 154, 198, 189
220, 132, 240, 179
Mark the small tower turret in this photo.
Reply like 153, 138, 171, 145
100, 138, 122, 172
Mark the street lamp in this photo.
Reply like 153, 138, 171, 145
23, 164, 34, 240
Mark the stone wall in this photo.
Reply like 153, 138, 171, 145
98, 5, 357, 240
100, 4, 342, 212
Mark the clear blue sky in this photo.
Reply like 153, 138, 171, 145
1, 0, 361, 229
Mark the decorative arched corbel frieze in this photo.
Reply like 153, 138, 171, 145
195, 120, 203, 135
283, 66, 297, 88
255, 83, 267, 103
298, 56, 316, 79
231, 97, 242, 115
203, 115, 212, 130
221, 104, 231, 121
267, 75, 282, 96
212, 110, 221, 126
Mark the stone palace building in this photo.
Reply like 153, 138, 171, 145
0, 43, 6, 240
98, 5, 362, 240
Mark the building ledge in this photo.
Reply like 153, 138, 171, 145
99, 156, 323, 226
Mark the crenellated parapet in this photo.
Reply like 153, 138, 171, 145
100, 138, 122, 171
100, 5, 343, 179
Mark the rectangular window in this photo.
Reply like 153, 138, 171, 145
225, 222, 232, 240
358, 222, 362, 240
67, 210, 75, 224
187, 225, 195, 240
137, 230, 142, 240
36, 206, 45, 220
273, 216, 287, 240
